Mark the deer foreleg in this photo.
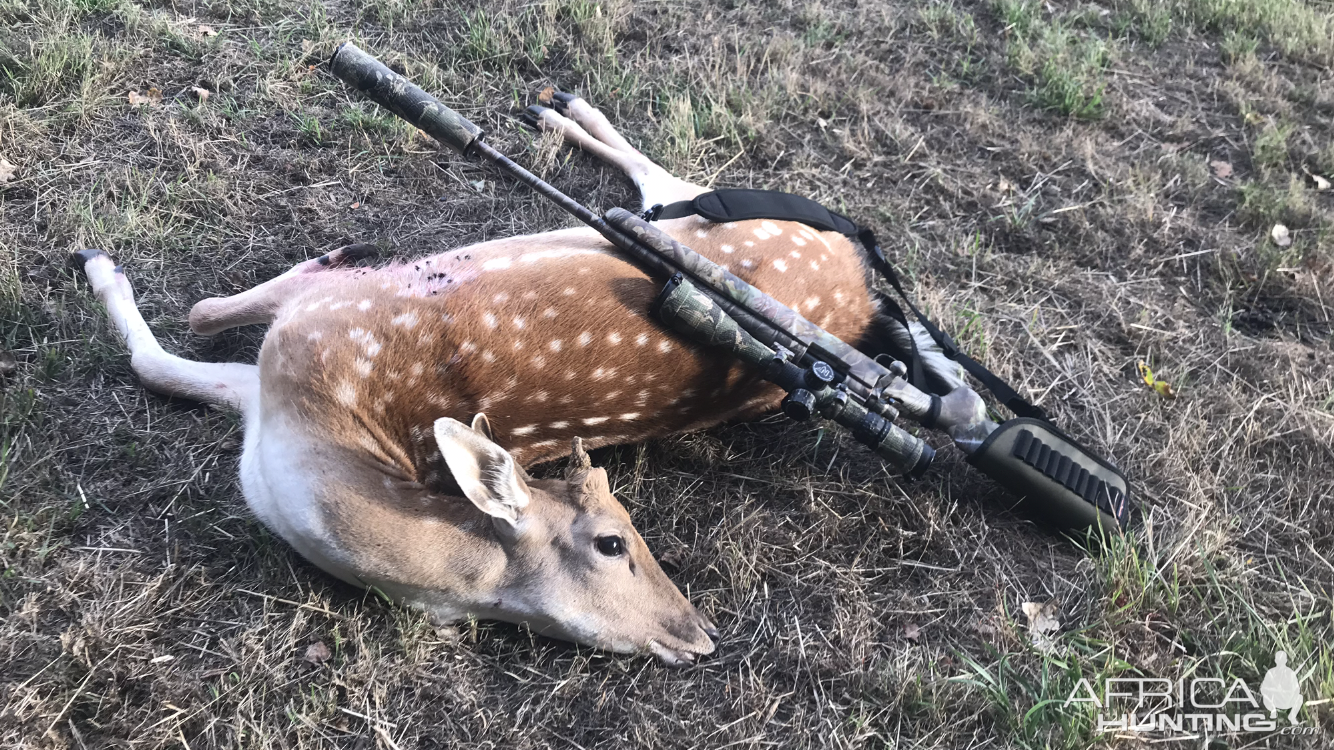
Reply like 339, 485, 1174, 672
524, 96, 702, 210
188, 243, 377, 336
74, 249, 259, 413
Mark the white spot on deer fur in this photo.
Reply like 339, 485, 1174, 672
543, 307, 558, 318
773, 259, 788, 272
563, 287, 576, 295
355, 358, 374, 378
789, 250, 801, 258
792, 235, 807, 247
460, 340, 477, 354
583, 417, 610, 426
761, 221, 781, 235
391, 311, 418, 328
635, 333, 648, 346
741, 259, 755, 269
695, 215, 709, 224
512, 425, 537, 436
608, 332, 622, 345
803, 296, 821, 311
799, 228, 816, 240
636, 389, 650, 405
440, 312, 453, 324
564, 370, 576, 380
531, 355, 546, 368
724, 222, 737, 229
483, 312, 498, 329
550, 420, 569, 429
603, 390, 621, 401
658, 340, 672, 353
305, 297, 331, 311
578, 332, 592, 346
482, 257, 512, 271
810, 261, 821, 270
620, 412, 640, 420
721, 244, 735, 253
335, 381, 357, 406
513, 340, 524, 350
329, 301, 350, 311
549, 339, 563, 352
358, 299, 373, 311
482, 350, 496, 363
306, 330, 323, 341
410, 363, 424, 377
349, 328, 381, 356
834, 290, 846, 305
592, 367, 617, 380
531, 439, 557, 449
578, 267, 590, 275
523, 290, 537, 300
753, 228, 770, 240
744, 241, 755, 247
696, 229, 708, 238
513, 317, 526, 329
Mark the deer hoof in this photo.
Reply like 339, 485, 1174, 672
550, 90, 577, 113
69, 248, 109, 270
520, 104, 551, 130
318, 243, 378, 267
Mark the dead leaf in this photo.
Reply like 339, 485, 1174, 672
1137, 361, 1178, 399
199, 24, 217, 37
1311, 173, 1330, 191
1210, 160, 1233, 179
903, 623, 921, 642
538, 86, 556, 106
190, 86, 210, 103
1021, 600, 1061, 652
997, 178, 1015, 194
1271, 223, 1292, 248
127, 88, 163, 106
0, 157, 15, 184
304, 641, 332, 665
1244, 111, 1266, 127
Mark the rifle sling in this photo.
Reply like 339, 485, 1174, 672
647, 189, 1048, 421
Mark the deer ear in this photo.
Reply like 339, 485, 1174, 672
433, 417, 530, 525
470, 413, 495, 441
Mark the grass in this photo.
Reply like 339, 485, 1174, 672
1, 0, 1333, 746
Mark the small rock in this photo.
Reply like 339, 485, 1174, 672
304, 641, 332, 665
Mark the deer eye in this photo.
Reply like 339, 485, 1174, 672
595, 535, 626, 557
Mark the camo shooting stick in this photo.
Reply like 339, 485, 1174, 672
329, 42, 1131, 533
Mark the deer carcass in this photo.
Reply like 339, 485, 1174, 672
75, 93, 902, 664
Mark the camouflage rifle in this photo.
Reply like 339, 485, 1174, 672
330, 42, 1132, 534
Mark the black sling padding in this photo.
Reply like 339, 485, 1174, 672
648, 189, 1049, 421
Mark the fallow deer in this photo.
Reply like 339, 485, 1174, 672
74, 92, 952, 663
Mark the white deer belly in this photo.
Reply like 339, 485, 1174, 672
238, 415, 365, 588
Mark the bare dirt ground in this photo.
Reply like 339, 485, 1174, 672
2, 0, 1333, 747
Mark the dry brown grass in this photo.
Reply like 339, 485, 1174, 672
2, 0, 1332, 747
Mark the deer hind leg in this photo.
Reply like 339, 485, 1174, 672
188, 243, 377, 336
523, 93, 702, 209
73, 249, 259, 412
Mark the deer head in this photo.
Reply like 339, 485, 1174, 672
433, 418, 718, 665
